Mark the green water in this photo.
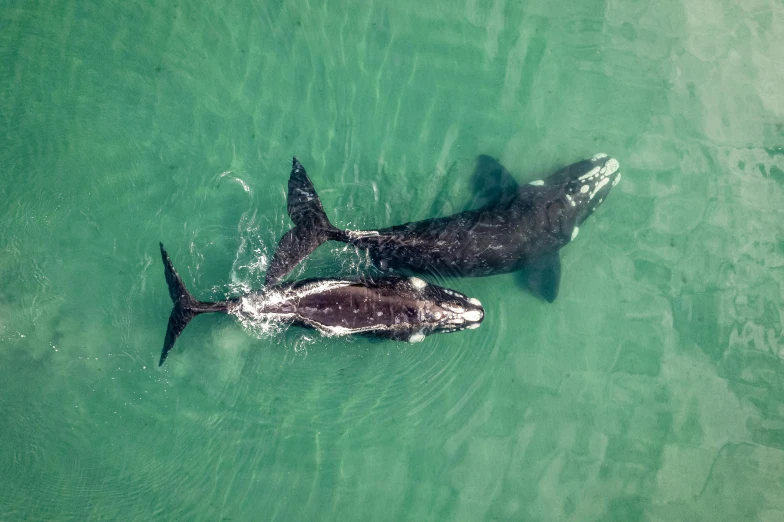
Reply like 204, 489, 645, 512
2, 0, 783, 520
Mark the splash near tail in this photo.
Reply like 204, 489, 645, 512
264, 158, 345, 285
159, 243, 227, 366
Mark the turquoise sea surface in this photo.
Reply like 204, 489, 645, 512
2, 1, 784, 520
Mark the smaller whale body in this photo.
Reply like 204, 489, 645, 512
158, 243, 484, 366
264, 154, 621, 302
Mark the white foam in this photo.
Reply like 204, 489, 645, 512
347, 230, 380, 239
409, 331, 425, 343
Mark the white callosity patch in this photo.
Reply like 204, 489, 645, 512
409, 277, 427, 290
463, 310, 483, 322
580, 185, 590, 194
612, 173, 622, 186
466, 322, 481, 330
592, 152, 608, 160
571, 226, 580, 240
442, 303, 466, 314
467, 297, 482, 306
529, 179, 545, 186
578, 166, 601, 181
588, 177, 611, 201
578, 157, 620, 182
604, 158, 620, 175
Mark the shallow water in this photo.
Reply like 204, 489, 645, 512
2, 0, 783, 520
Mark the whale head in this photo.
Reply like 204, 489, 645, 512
413, 278, 485, 337
547, 153, 621, 227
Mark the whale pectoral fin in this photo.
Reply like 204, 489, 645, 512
468, 155, 520, 208
521, 253, 561, 303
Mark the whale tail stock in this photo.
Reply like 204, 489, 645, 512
264, 157, 346, 285
159, 243, 228, 366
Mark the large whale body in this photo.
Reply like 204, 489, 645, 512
158, 243, 484, 366
264, 154, 620, 302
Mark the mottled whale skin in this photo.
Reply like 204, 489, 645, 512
264, 154, 621, 302
158, 243, 483, 366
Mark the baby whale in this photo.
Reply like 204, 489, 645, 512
264, 154, 621, 302
158, 243, 483, 366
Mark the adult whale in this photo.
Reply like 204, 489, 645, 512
158, 243, 483, 366
264, 154, 621, 302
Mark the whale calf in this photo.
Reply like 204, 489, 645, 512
158, 243, 483, 366
264, 154, 621, 302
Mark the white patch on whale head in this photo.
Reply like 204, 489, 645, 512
588, 176, 610, 200
612, 172, 622, 186
529, 179, 545, 186
467, 297, 481, 307
409, 277, 427, 290
442, 303, 465, 314
578, 166, 600, 181
580, 185, 589, 194
466, 322, 481, 329
592, 153, 608, 161
571, 226, 579, 240
603, 158, 620, 175
463, 310, 483, 322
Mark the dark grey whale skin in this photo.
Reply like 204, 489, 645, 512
264, 155, 620, 302
157, 244, 483, 366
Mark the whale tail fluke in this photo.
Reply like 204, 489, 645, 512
264, 158, 346, 285
159, 243, 227, 366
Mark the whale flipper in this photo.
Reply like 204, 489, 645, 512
265, 158, 342, 285
469, 155, 520, 208
521, 252, 561, 303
